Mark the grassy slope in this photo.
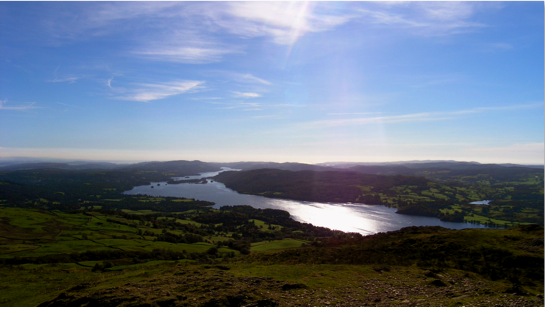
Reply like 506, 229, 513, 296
2, 253, 543, 307
2, 261, 542, 307
0, 205, 544, 307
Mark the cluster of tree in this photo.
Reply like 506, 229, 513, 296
103, 197, 213, 212
437, 210, 465, 222
154, 230, 204, 244
0, 248, 183, 266
0, 163, 219, 208
197, 205, 341, 239
216, 239, 251, 255
215, 169, 430, 203
0, 245, 242, 267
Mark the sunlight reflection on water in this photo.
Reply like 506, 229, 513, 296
125, 178, 486, 235
264, 200, 378, 233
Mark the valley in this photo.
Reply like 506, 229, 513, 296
0, 159, 544, 307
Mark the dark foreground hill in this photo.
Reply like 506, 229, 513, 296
34, 225, 543, 307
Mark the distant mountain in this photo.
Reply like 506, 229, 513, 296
120, 160, 220, 175
0, 159, 222, 175
0, 161, 122, 171
0, 158, 542, 178
320, 161, 544, 181
317, 160, 480, 168
0, 159, 329, 175
319, 160, 543, 169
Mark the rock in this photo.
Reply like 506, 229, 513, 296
254, 299, 278, 307
429, 279, 447, 287
282, 283, 308, 291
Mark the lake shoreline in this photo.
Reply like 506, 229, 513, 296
124, 169, 489, 235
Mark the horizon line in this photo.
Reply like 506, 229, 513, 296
0, 156, 544, 167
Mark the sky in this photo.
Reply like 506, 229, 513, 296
0, 1, 545, 165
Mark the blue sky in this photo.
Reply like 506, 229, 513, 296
0, 1, 545, 164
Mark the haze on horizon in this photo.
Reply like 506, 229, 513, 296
0, 1, 545, 165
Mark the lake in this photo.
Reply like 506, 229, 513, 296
124, 168, 487, 235
470, 200, 492, 205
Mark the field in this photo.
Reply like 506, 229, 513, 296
0, 204, 313, 262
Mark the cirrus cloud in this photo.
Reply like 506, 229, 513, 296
0, 99, 38, 111
233, 91, 261, 98
304, 103, 542, 128
115, 80, 204, 102
204, 2, 362, 46
358, 1, 487, 37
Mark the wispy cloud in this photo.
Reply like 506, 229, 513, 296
200, 71, 271, 103
304, 104, 542, 128
479, 42, 514, 52
135, 45, 239, 64
233, 92, 261, 98
115, 80, 204, 102
48, 76, 80, 84
35, 1, 365, 49
204, 2, 362, 46
37, 2, 239, 64
220, 102, 304, 115
358, 2, 487, 37
34, 1, 492, 64
41, 2, 179, 41
306, 112, 445, 128
226, 72, 272, 86
222, 102, 262, 111
106, 77, 114, 89
47, 66, 81, 84
406, 74, 464, 89
133, 32, 241, 64
0, 99, 37, 111
327, 111, 384, 116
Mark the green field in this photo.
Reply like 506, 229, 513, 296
0, 206, 223, 260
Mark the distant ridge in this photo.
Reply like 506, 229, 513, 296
0, 161, 121, 171
319, 160, 543, 169
0, 158, 542, 173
